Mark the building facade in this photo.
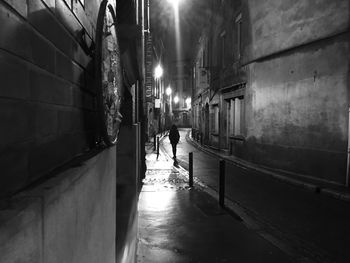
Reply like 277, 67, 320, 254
192, 0, 350, 185
0, 0, 146, 262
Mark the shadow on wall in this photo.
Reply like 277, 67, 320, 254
0, 5, 100, 200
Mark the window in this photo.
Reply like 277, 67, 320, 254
211, 105, 219, 134
234, 13, 242, 60
227, 96, 244, 136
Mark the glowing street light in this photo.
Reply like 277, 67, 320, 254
167, 0, 182, 8
154, 64, 163, 79
186, 97, 191, 106
174, 95, 179, 104
166, 86, 172, 96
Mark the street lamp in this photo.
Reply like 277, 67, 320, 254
154, 64, 163, 79
186, 97, 191, 107
166, 86, 172, 96
174, 95, 179, 104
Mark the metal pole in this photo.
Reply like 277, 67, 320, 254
156, 136, 160, 159
153, 134, 156, 151
189, 152, 193, 187
219, 159, 225, 207
346, 107, 350, 187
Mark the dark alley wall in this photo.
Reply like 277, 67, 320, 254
192, 0, 350, 185
243, 0, 349, 183
0, 0, 102, 198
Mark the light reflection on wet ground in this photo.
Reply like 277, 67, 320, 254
143, 170, 190, 191
138, 141, 292, 263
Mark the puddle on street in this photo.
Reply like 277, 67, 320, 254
143, 169, 190, 191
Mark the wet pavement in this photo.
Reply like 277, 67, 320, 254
137, 141, 292, 262
159, 129, 350, 263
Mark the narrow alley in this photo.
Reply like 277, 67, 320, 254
137, 131, 292, 262
0, 1, 349, 263
138, 129, 350, 263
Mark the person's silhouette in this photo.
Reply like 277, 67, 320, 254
169, 124, 180, 159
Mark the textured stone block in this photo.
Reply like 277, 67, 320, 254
0, 142, 30, 197
73, 0, 93, 37
29, 31, 55, 73
56, 51, 81, 84
0, 4, 31, 59
73, 87, 94, 110
0, 99, 34, 145
28, 135, 75, 181
33, 103, 58, 140
0, 51, 29, 100
3, 0, 27, 18
28, 0, 72, 56
55, 0, 83, 41
29, 68, 73, 105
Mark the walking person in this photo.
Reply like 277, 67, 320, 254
169, 124, 180, 160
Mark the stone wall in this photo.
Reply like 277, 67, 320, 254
243, 0, 349, 62
0, 0, 108, 197
242, 0, 350, 183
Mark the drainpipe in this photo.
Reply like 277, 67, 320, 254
346, 106, 350, 186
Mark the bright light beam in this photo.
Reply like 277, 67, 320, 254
173, 2, 183, 82
167, 0, 183, 79
167, 0, 181, 8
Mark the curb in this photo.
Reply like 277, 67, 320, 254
186, 132, 350, 203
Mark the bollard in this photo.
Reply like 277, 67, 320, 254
189, 152, 193, 188
219, 159, 225, 207
153, 134, 156, 151
156, 136, 160, 159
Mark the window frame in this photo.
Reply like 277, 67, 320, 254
223, 84, 246, 138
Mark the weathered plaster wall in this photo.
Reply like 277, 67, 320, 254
245, 34, 349, 183
0, 147, 116, 263
0, 0, 111, 197
244, 0, 349, 62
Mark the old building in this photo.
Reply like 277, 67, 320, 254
0, 0, 146, 262
192, 0, 350, 185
